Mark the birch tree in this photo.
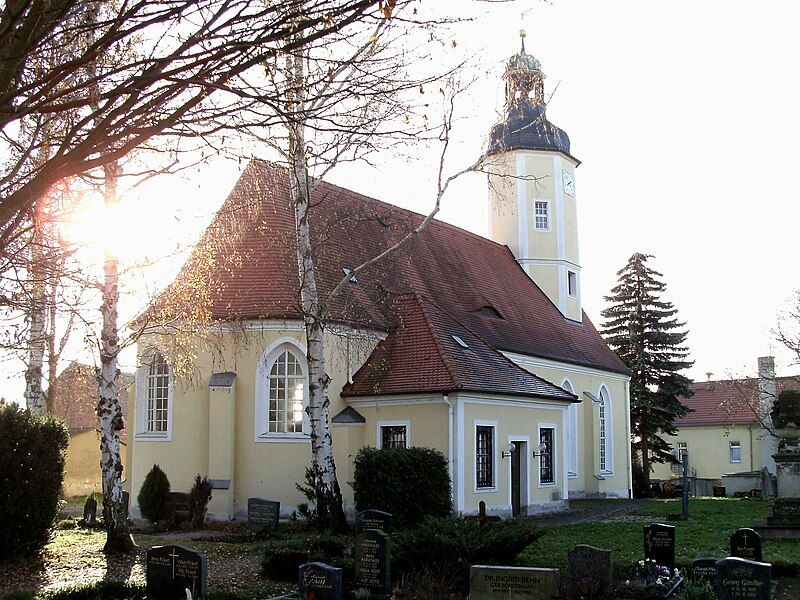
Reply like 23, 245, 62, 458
266, 3, 478, 530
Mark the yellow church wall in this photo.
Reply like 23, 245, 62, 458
459, 396, 567, 514
506, 354, 632, 499
63, 429, 128, 497
488, 153, 521, 258
650, 425, 764, 482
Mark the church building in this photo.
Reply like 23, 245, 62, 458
127, 37, 633, 520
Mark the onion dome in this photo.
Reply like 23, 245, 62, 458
486, 30, 571, 157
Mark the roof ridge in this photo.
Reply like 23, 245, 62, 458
415, 294, 576, 401
410, 292, 462, 390
249, 158, 509, 252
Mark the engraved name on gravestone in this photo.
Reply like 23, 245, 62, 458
146, 545, 207, 600
715, 557, 771, 600
298, 562, 342, 600
730, 528, 763, 562
567, 544, 613, 600
247, 498, 280, 533
469, 565, 560, 600
355, 528, 390, 597
690, 558, 718, 586
356, 509, 393, 536
644, 523, 676, 570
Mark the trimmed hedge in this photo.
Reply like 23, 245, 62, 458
353, 447, 451, 529
392, 516, 544, 593
0, 402, 69, 559
137, 464, 170, 523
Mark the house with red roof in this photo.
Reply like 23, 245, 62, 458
652, 356, 798, 487
127, 38, 633, 520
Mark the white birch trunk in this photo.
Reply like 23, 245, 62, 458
24, 226, 46, 413
287, 48, 347, 531
97, 160, 135, 552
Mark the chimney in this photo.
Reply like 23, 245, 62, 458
758, 356, 778, 474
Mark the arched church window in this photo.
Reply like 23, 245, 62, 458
267, 347, 306, 434
599, 385, 613, 473
146, 353, 170, 433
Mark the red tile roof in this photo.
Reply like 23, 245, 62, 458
676, 376, 799, 427
342, 294, 578, 400
163, 160, 629, 375
50, 363, 133, 441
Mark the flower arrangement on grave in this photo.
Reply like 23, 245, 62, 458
615, 559, 684, 599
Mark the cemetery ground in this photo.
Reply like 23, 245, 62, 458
1, 498, 799, 598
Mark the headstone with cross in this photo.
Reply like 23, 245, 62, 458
146, 545, 207, 600
465, 500, 502, 526
730, 528, 763, 562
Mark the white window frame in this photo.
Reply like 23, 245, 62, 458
567, 270, 578, 298
474, 420, 498, 493
533, 200, 550, 231
677, 441, 688, 460
563, 379, 578, 478
134, 348, 174, 442
729, 440, 742, 463
537, 423, 558, 488
377, 420, 411, 449
254, 337, 310, 443
598, 385, 614, 474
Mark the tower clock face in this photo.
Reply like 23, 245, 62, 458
562, 171, 575, 196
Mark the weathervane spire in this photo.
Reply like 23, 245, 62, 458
520, 29, 527, 53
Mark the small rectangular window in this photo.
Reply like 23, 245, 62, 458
476, 426, 494, 489
539, 427, 555, 485
729, 441, 742, 463
381, 425, 407, 449
534, 201, 549, 230
568, 271, 578, 297
676, 442, 688, 461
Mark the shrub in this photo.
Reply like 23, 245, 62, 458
632, 461, 652, 499
137, 464, 170, 523
392, 516, 543, 593
189, 475, 213, 528
353, 447, 451, 529
260, 533, 352, 582
0, 401, 69, 559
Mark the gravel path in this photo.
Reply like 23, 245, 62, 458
524, 498, 650, 527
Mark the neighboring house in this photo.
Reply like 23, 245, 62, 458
652, 357, 798, 486
128, 40, 633, 520
52, 362, 133, 497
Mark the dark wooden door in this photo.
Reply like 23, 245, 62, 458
511, 442, 521, 517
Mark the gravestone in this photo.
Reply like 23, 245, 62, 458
247, 498, 280, 533
356, 509, 393, 536
730, 528, 763, 562
715, 557, 771, 600
469, 565, 559, 600
354, 528, 390, 597
714, 486, 727, 498
644, 523, 676, 570
298, 562, 342, 600
690, 558, 718, 586
83, 495, 97, 526
465, 500, 502, 526
146, 544, 207, 600
567, 544, 613, 599
161, 491, 191, 523
121, 490, 130, 520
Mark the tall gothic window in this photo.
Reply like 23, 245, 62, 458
599, 386, 612, 472
146, 353, 170, 433
268, 349, 305, 434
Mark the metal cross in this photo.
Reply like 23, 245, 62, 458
169, 548, 179, 579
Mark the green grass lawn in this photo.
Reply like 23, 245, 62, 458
519, 498, 800, 574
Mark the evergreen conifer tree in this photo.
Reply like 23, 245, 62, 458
601, 253, 694, 486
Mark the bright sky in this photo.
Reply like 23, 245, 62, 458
4, 0, 800, 403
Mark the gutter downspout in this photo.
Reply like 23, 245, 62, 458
444, 394, 454, 504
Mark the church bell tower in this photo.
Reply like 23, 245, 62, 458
486, 31, 582, 322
